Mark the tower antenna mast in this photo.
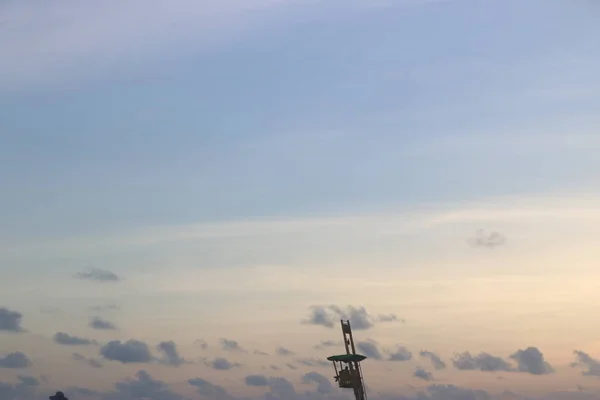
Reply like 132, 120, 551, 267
326, 320, 368, 400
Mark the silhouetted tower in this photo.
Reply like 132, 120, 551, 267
327, 320, 367, 400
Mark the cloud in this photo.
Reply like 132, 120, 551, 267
388, 346, 413, 361
509, 347, 554, 375
367, 385, 493, 400
74, 268, 121, 282
414, 367, 434, 381
452, 351, 513, 372
420, 351, 447, 370
287, 363, 298, 370
303, 306, 342, 329
313, 340, 343, 350
0, 308, 24, 332
452, 348, 553, 375
189, 377, 234, 400
90, 304, 120, 311
220, 338, 245, 352
255, 350, 269, 356
303, 305, 400, 330
297, 358, 331, 367
302, 372, 333, 394
357, 340, 383, 360
64, 387, 100, 397
469, 229, 507, 248
0, 352, 31, 368
72, 352, 103, 368
572, 351, 600, 377
245, 375, 269, 387
208, 357, 240, 371
90, 316, 117, 330
195, 339, 209, 350
401, 384, 491, 400
377, 313, 404, 323
100, 340, 153, 363
110, 370, 184, 400
68, 378, 600, 400
265, 377, 299, 400
16, 376, 39, 387
53, 332, 97, 346
157, 341, 186, 367
276, 347, 295, 356
0, 375, 39, 400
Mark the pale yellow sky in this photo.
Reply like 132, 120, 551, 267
2, 193, 600, 397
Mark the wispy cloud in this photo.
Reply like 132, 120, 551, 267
572, 350, 600, 377
302, 305, 401, 330
74, 268, 120, 282
220, 338, 245, 352
89, 317, 117, 330
296, 358, 330, 367
453, 351, 513, 372
72, 353, 103, 368
313, 340, 343, 350
387, 345, 413, 362
206, 357, 240, 371
302, 372, 333, 394
420, 351, 447, 370
468, 229, 507, 248
276, 347, 295, 356
53, 332, 97, 346
356, 340, 383, 360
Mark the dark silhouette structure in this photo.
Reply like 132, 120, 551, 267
327, 320, 368, 400
50, 392, 68, 400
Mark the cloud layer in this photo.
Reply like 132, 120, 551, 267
53, 332, 97, 346
303, 305, 401, 330
100, 340, 152, 364
452, 348, 553, 375
0, 308, 25, 332
0, 352, 31, 369
90, 317, 117, 330
74, 268, 121, 282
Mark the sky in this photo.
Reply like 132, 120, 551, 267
2, 0, 600, 399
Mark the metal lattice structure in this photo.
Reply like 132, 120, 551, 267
327, 320, 368, 400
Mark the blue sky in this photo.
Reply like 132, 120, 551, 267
2, 1, 600, 400
2, 0, 600, 237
